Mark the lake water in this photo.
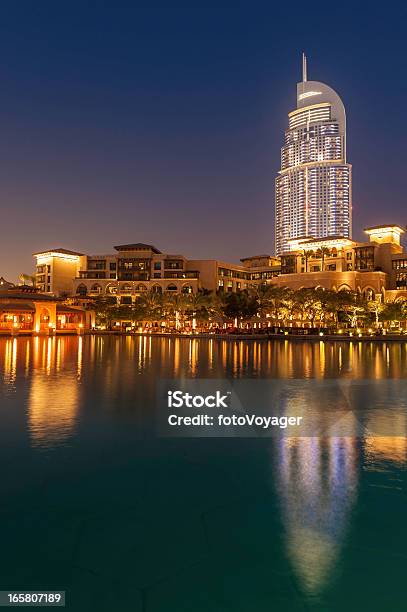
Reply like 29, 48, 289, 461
0, 335, 406, 611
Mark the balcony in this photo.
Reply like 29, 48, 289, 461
164, 260, 184, 270
78, 272, 107, 279
118, 272, 149, 281
163, 271, 199, 279
87, 261, 106, 271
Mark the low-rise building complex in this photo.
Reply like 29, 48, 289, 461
0, 285, 93, 335
33, 225, 406, 304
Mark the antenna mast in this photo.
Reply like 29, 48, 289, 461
302, 53, 308, 82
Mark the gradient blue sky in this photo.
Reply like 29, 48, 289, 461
2, 1, 407, 280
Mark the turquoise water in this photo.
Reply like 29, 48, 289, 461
0, 336, 406, 611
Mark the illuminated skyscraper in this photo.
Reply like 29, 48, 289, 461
275, 55, 352, 255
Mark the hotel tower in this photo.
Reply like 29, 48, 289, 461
275, 55, 352, 255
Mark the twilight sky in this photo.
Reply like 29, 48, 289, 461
2, 1, 407, 281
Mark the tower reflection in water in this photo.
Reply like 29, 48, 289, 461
0, 335, 406, 591
275, 435, 358, 595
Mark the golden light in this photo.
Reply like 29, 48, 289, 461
364, 225, 404, 246
35, 251, 80, 262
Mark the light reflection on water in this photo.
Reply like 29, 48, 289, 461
275, 436, 358, 595
28, 370, 80, 449
0, 335, 406, 606
1, 334, 406, 454
4, 333, 406, 377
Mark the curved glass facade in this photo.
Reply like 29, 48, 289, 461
275, 72, 352, 255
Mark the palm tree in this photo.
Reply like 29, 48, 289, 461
137, 291, 163, 323
223, 290, 259, 323
302, 249, 314, 273
208, 292, 228, 320
165, 293, 190, 329
315, 247, 331, 271
248, 285, 270, 319
19, 273, 36, 287
185, 290, 211, 329
93, 295, 121, 329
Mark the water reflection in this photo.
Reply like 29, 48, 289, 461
0, 335, 406, 594
365, 436, 407, 465
1, 336, 407, 447
364, 410, 407, 466
28, 369, 79, 449
3, 338, 18, 388
27, 337, 81, 449
0, 337, 82, 449
274, 436, 358, 595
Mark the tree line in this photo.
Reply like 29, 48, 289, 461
88, 286, 407, 331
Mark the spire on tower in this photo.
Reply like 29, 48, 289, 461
302, 53, 307, 82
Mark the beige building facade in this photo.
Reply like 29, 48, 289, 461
33, 248, 84, 295
33, 225, 406, 304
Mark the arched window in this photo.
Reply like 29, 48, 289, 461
364, 288, 375, 301
182, 285, 193, 294
152, 285, 162, 294
76, 284, 87, 296
39, 307, 51, 330
90, 283, 102, 294
135, 284, 147, 292
166, 284, 178, 292
120, 284, 132, 293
